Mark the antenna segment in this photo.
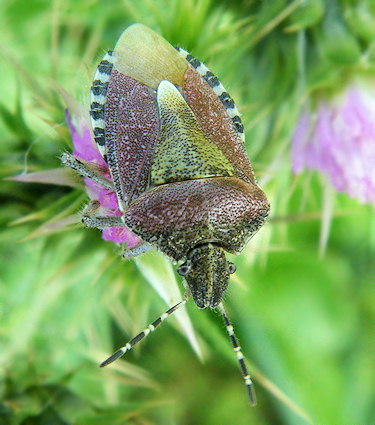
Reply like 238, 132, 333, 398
100, 298, 187, 367
218, 302, 257, 406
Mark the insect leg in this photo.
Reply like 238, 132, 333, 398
122, 243, 153, 259
80, 205, 151, 255
80, 206, 151, 256
61, 152, 114, 191
100, 297, 189, 367
217, 302, 257, 406
77, 200, 124, 229
82, 216, 123, 228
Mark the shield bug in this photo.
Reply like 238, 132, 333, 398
62, 24, 269, 405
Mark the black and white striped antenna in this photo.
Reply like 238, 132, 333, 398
218, 302, 257, 406
100, 298, 257, 406
100, 298, 187, 367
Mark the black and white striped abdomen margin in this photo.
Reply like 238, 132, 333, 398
90, 51, 115, 158
176, 47, 245, 142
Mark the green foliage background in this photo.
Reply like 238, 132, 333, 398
1, 1, 375, 424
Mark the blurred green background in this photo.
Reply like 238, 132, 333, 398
1, 1, 375, 424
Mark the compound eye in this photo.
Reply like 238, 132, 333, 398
177, 263, 191, 276
228, 262, 237, 274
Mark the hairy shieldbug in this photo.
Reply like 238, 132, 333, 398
62, 24, 269, 405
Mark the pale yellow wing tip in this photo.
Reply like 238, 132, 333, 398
117, 23, 155, 38
113, 23, 188, 89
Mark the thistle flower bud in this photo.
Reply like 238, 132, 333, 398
344, 3, 375, 43
321, 21, 361, 65
285, 0, 324, 32
292, 82, 375, 205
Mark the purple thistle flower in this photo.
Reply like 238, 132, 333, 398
66, 110, 142, 248
292, 83, 375, 204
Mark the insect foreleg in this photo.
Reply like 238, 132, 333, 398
82, 216, 124, 228
122, 243, 153, 259
61, 152, 114, 191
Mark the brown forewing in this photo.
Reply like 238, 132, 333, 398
182, 67, 256, 185
105, 70, 160, 207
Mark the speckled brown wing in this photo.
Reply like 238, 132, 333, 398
99, 24, 189, 207
181, 67, 256, 185
94, 23, 260, 210
104, 71, 159, 208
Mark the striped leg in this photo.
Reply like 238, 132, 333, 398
122, 243, 153, 259
82, 216, 123, 228
100, 298, 188, 367
61, 152, 114, 191
218, 303, 257, 406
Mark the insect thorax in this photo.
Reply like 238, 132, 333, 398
124, 176, 269, 261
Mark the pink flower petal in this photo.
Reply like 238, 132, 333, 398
66, 110, 143, 246
292, 82, 375, 204
65, 110, 108, 170
103, 227, 142, 247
